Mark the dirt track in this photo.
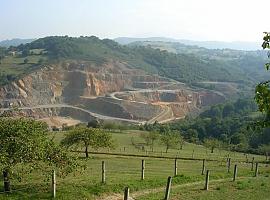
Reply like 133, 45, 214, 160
98, 177, 247, 200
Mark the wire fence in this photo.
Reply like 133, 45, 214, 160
0, 154, 269, 199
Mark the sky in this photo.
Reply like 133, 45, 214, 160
1, 0, 270, 42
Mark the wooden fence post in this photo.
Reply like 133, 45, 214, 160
52, 170, 56, 198
3, 170, 11, 192
255, 162, 259, 177
233, 164, 237, 181
204, 170, 210, 190
141, 160, 145, 180
102, 161, 106, 183
251, 157, 255, 171
164, 176, 172, 200
124, 187, 129, 200
227, 158, 231, 173
201, 159, 206, 175
174, 158, 178, 176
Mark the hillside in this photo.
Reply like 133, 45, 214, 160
114, 37, 261, 50
0, 36, 267, 126
0, 38, 35, 47
128, 40, 268, 83
0, 36, 266, 87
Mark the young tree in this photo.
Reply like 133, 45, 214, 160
140, 131, 159, 152
176, 132, 185, 150
259, 144, 270, 160
0, 117, 77, 192
185, 129, 199, 143
61, 126, 114, 158
160, 132, 178, 153
204, 138, 220, 153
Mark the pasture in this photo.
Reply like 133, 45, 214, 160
0, 130, 269, 200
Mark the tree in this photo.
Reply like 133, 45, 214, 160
255, 32, 270, 127
204, 138, 220, 153
176, 132, 185, 150
140, 131, 159, 152
87, 119, 101, 128
160, 131, 178, 153
185, 129, 199, 143
23, 58, 29, 64
0, 117, 77, 192
258, 144, 270, 160
61, 126, 114, 158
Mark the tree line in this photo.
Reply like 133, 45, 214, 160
140, 98, 270, 156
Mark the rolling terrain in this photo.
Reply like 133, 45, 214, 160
0, 59, 225, 126
0, 36, 266, 127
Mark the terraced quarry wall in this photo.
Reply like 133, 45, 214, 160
0, 60, 226, 126
0, 61, 164, 107
75, 97, 134, 119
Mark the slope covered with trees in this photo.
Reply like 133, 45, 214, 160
141, 98, 270, 155
0, 36, 266, 89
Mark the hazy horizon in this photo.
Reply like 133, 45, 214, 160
0, 36, 262, 44
1, 0, 270, 43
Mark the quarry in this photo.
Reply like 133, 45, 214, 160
0, 60, 226, 127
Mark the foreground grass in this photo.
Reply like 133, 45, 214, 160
0, 130, 268, 199
1, 155, 269, 200
140, 176, 270, 200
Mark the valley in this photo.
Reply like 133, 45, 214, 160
1, 1, 270, 200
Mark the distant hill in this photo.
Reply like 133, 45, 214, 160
114, 37, 179, 45
0, 36, 267, 92
114, 37, 261, 51
128, 40, 268, 83
0, 38, 35, 47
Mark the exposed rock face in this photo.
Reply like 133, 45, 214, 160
116, 90, 193, 103
0, 60, 226, 124
0, 61, 164, 107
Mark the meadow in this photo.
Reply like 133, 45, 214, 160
0, 130, 269, 200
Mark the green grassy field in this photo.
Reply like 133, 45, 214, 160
0, 53, 47, 85
51, 130, 266, 162
139, 176, 270, 200
0, 130, 269, 200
